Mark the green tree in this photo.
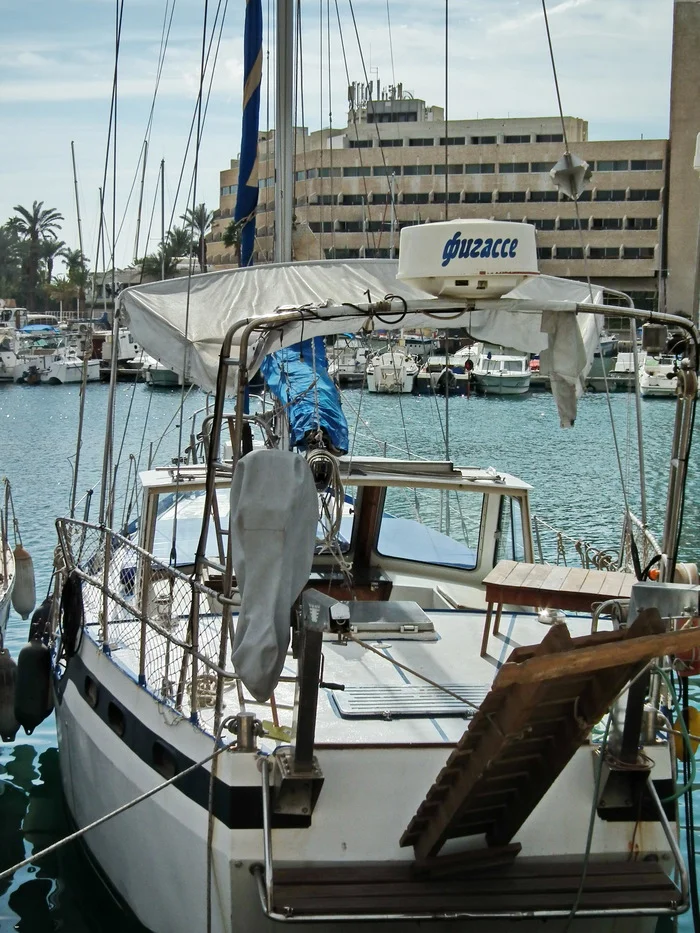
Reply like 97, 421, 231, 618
138, 247, 179, 281
223, 218, 243, 265
40, 238, 67, 284
180, 203, 213, 272
0, 223, 24, 298
166, 225, 193, 261
12, 201, 64, 311
61, 248, 90, 316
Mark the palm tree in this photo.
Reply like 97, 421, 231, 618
40, 238, 67, 284
180, 203, 213, 272
166, 225, 193, 261
138, 247, 179, 281
223, 218, 243, 266
0, 223, 24, 297
13, 201, 64, 311
61, 247, 90, 316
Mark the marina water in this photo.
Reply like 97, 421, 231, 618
1, 381, 698, 931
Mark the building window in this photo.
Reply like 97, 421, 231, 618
349, 139, 372, 148
498, 191, 526, 202
365, 220, 392, 232
464, 192, 493, 203
622, 246, 656, 259
432, 192, 461, 203
626, 216, 658, 230
499, 162, 529, 174
590, 217, 623, 230
318, 167, 341, 178
440, 137, 466, 146
367, 112, 417, 123
364, 248, 391, 258
338, 194, 363, 205
571, 190, 592, 201
531, 162, 555, 173
434, 164, 463, 174
504, 134, 531, 144
536, 133, 563, 142
465, 163, 495, 174
308, 221, 334, 233
294, 171, 305, 181
529, 191, 558, 202
342, 166, 371, 177
596, 189, 626, 202
403, 165, 432, 175
409, 138, 435, 147
337, 221, 364, 232
558, 217, 586, 230
537, 246, 553, 259
532, 218, 556, 231
595, 160, 630, 172
372, 193, 391, 204
373, 165, 402, 176
555, 246, 584, 259
220, 185, 237, 196
379, 139, 403, 147
626, 290, 657, 310
589, 247, 620, 259
630, 159, 663, 171
471, 135, 497, 145
403, 193, 430, 205
629, 189, 661, 201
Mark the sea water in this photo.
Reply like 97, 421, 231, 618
0, 381, 698, 931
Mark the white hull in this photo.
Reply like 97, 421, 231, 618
474, 372, 531, 395
40, 359, 101, 385
54, 609, 672, 933
366, 352, 418, 393
0, 544, 14, 639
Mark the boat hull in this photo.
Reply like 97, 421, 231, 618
473, 373, 531, 395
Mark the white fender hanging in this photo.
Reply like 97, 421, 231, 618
11, 545, 36, 621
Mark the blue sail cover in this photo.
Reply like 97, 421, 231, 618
233, 0, 262, 267
260, 338, 349, 454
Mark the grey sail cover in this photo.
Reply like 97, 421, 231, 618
229, 448, 319, 701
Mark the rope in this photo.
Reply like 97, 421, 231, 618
0, 742, 233, 884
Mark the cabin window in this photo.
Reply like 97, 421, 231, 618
377, 487, 483, 570
497, 497, 526, 562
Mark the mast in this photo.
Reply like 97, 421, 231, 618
274, 0, 294, 262
70, 141, 85, 288
160, 158, 166, 281
133, 139, 148, 263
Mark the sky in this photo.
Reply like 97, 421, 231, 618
0, 0, 675, 272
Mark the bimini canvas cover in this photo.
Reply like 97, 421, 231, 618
119, 259, 605, 426
229, 448, 318, 701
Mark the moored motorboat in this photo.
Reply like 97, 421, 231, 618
365, 347, 419, 393
639, 353, 679, 398
472, 348, 531, 395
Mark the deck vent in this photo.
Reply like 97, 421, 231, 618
331, 683, 489, 719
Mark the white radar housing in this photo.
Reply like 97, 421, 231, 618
398, 219, 539, 299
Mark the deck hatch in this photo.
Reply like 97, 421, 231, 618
331, 684, 490, 719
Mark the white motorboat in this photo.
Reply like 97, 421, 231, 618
40, 345, 101, 385
38, 215, 700, 933
365, 347, 419, 393
143, 354, 192, 388
327, 337, 370, 386
639, 354, 678, 398
472, 349, 531, 395
414, 354, 474, 395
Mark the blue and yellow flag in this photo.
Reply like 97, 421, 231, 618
234, 0, 262, 267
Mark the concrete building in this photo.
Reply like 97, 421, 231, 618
208, 91, 666, 311
666, 0, 700, 319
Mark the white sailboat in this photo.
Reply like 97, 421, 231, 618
27, 4, 700, 932
365, 346, 419, 393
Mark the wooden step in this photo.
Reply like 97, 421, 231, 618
270, 857, 680, 918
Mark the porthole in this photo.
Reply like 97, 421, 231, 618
84, 676, 99, 709
153, 741, 177, 779
107, 701, 126, 737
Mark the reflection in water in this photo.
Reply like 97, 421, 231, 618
1, 745, 148, 932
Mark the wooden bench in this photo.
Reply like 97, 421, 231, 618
481, 560, 635, 656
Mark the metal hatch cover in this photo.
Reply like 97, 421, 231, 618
331, 684, 490, 719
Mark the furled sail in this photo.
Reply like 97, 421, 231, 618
232, 0, 262, 267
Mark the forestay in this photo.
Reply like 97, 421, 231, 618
119, 259, 604, 426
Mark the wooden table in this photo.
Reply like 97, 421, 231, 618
480, 560, 635, 656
